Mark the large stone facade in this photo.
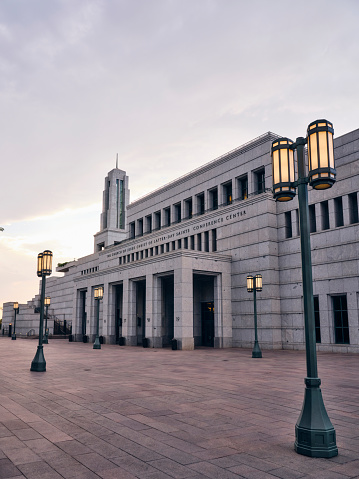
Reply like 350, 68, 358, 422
2, 128, 359, 352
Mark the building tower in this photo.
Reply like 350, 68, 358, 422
94, 166, 129, 252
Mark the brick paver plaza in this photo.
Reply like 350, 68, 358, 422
0, 338, 359, 479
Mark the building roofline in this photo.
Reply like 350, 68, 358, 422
129, 131, 281, 207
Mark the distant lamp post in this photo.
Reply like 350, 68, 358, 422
247, 274, 262, 358
271, 119, 337, 458
43, 297, 51, 344
12, 302, 19, 340
31, 250, 53, 372
93, 286, 103, 349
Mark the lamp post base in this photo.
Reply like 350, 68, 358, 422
252, 341, 262, 358
93, 337, 101, 349
30, 346, 46, 372
295, 378, 337, 458
11, 334, 16, 340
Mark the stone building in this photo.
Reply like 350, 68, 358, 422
2, 128, 359, 352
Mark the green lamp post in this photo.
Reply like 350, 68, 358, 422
271, 119, 337, 458
30, 250, 52, 372
43, 296, 51, 344
247, 274, 262, 358
11, 302, 19, 340
93, 286, 103, 349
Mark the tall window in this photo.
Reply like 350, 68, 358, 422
204, 231, 209, 252
321, 201, 329, 230
309, 204, 316, 233
333, 295, 349, 344
174, 203, 181, 223
238, 175, 248, 200
137, 218, 143, 237
146, 215, 152, 233
255, 169, 265, 194
284, 211, 292, 238
349, 192, 358, 224
130, 222, 135, 239
154, 211, 161, 230
313, 296, 321, 343
212, 229, 217, 252
164, 207, 171, 227
184, 198, 193, 219
197, 193, 205, 215
334, 197, 344, 227
222, 181, 232, 205
209, 188, 218, 211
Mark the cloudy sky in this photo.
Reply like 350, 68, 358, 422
1, 0, 358, 312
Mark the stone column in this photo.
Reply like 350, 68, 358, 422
328, 199, 335, 230
122, 278, 137, 345
174, 258, 194, 350
342, 194, 350, 226
214, 272, 232, 348
146, 274, 162, 348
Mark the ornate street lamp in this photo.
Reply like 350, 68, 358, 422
43, 297, 51, 344
93, 286, 103, 349
271, 119, 337, 458
12, 302, 19, 340
247, 274, 262, 358
31, 250, 53, 372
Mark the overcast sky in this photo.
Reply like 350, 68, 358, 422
1, 0, 359, 312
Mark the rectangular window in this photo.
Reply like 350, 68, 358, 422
137, 218, 143, 236
136, 252, 139, 261
178, 239, 182, 249
146, 215, 152, 233
285, 211, 292, 238
309, 204, 316, 233
155, 246, 158, 255
209, 188, 218, 211
197, 233, 202, 251
154, 211, 161, 230
164, 207, 171, 227
334, 197, 344, 227
160, 244, 164, 254
349, 192, 358, 224
255, 169, 265, 194
166, 242, 170, 252
184, 237, 188, 249
238, 175, 248, 201
172, 241, 176, 251
222, 181, 232, 205
321, 201, 329, 230
212, 229, 217, 252
184, 198, 193, 219
204, 231, 209, 252
314, 296, 321, 343
197, 193, 205, 215
174, 203, 181, 223
190, 235, 195, 250
333, 295, 349, 344
129, 222, 135, 239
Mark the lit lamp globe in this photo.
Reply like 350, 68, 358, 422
307, 119, 336, 190
271, 138, 296, 202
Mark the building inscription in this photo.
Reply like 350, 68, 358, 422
107, 210, 246, 258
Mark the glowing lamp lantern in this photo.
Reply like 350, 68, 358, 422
271, 138, 296, 201
307, 119, 336, 190
255, 274, 262, 292
247, 275, 254, 293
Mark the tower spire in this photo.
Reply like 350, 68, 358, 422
116, 153, 118, 169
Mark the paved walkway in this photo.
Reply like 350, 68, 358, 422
0, 338, 359, 479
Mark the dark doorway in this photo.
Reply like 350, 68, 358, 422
80, 290, 87, 337
136, 280, 146, 345
114, 284, 123, 344
201, 302, 214, 347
